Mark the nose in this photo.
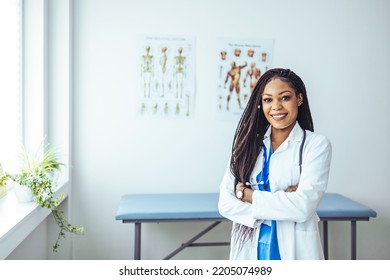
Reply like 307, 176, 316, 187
272, 100, 282, 110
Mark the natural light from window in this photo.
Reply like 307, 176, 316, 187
0, 0, 22, 173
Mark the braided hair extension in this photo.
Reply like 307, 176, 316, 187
229, 68, 314, 247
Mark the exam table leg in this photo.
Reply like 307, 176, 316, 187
323, 221, 328, 260
351, 220, 356, 260
134, 222, 141, 260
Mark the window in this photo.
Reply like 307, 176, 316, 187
0, 0, 23, 173
0, 0, 72, 260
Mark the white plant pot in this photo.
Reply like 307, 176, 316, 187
13, 183, 34, 203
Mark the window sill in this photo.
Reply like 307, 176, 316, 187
0, 181, 69, 259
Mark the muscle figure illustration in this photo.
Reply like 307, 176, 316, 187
224, 61, 247, 110
244, 62, 261, 100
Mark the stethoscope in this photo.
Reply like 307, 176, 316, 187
245, 128, 307, 188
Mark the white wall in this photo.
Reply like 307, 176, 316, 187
71, 0, 390, 259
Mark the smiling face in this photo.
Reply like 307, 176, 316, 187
262, 78, 303, 133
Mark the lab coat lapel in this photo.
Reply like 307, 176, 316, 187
250, 148, 265, 188
249, 128, 271, 187
249, 123, 303, 187
269, 122, 303, 154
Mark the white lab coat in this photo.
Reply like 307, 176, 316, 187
218, 122, 332, 260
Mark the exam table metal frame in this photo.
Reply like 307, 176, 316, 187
115, 193, 377, 260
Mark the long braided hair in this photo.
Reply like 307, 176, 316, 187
229, 68, 314, 245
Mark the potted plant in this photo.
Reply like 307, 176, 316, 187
8, 142, 84, 252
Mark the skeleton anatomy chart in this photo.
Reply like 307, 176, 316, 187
137, 35, 195, 118
216, 38, 274, 120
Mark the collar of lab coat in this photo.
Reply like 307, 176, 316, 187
249, 122, 304, 186
262, 121, 304, 153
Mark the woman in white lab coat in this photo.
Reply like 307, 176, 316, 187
218, 68, 332, 260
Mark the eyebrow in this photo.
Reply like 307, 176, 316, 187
262, 90, 293, 96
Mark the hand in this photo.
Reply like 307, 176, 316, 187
285, 184, 298, 192
235, 182, 254, 203
235, 182, 245, 192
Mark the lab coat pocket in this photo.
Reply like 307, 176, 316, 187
295, 215, 323, 259
295, 214, 320, 231
295, 229, 321, 259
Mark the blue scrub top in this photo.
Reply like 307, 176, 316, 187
257, 144, 281, 260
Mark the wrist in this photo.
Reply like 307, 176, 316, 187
241, 187, 247, 201
235, 184, 247, 201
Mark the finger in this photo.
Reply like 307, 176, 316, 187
236, 182, 244, 190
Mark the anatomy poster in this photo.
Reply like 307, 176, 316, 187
216, 38, 274, 120
137, 35, 195, 119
